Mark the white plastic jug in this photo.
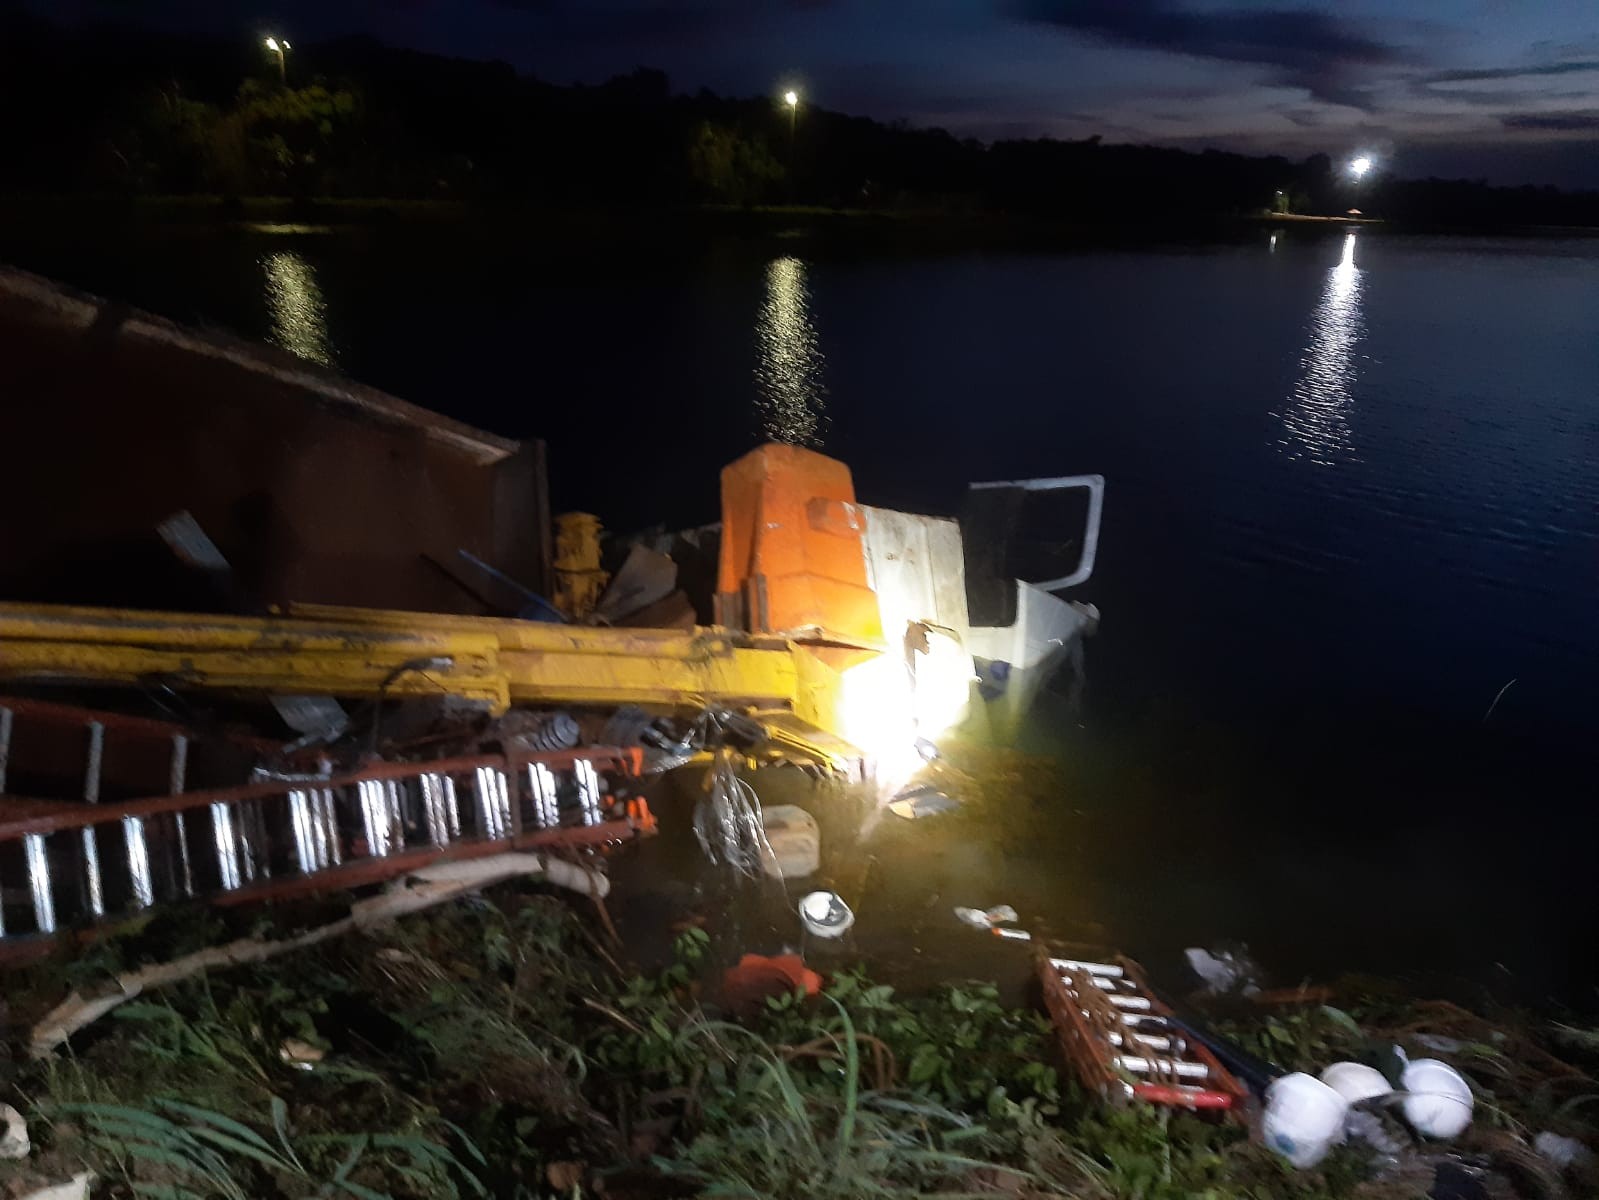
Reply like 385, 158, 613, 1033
1400, 1057, 1474, 1138
1320, 1062, 1392, 1105
1264, 1073, 1350, 1168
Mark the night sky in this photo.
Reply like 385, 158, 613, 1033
39, 0, 1599, 186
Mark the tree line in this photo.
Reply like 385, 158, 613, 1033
3, 11, 1596, 228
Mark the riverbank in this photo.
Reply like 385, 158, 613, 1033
2, 830, 1595, 1200
5, 192, 1595, 248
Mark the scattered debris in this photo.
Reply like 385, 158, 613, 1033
278, 1037, 327, 1070
594, 543, 678, 625
721, 953, 823, 1018
17, 1173, 94, 1200
496, 708, 580, 751
692, 748, 771, 877
798, 890, 855, 939
1183, 945, 1264, 996
456, 547, 566, 622
29, 851, 605, 1057
1, 1102, 29, 1159
887, 783, 960, 820
1345, 1108, 1408, 1161
1265, 1071, 1350, 1168
1534, 1130, 1594, 1173
545, 1160, 586, 1192
1319, 1060, 1392, 1104
270, 692, 350, 741
1398, 1050, 1475, 1139
954, 904, 1018, 929
1037, 952, 1250, 1114
759, 804, 820, 879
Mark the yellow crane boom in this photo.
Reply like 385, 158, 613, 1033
0, 601, 855, 761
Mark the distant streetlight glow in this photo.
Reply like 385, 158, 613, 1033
784, 90, 798, 108
1350, 156, 1373, 178
263, 35, 289, 82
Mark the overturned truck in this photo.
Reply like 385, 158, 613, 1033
0, 265, 1103, 951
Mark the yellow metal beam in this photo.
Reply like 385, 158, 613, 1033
0, 602, 853, 754
288, 603, 843, 730
0, 602, 509, 710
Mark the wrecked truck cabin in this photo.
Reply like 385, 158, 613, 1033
0, 265, 1103, 952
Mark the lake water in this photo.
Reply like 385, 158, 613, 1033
5, 220, 1597, 1006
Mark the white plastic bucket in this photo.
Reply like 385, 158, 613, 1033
1320, 1062, 1392, 1105
798, 891, 855, 939
1400, 1058, 1474, 1138
1264, 1072, 1350, 1168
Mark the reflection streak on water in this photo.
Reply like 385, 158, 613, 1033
1277, 232, 1362, 465
754, 256, 828, 446
262, 250, 335, 366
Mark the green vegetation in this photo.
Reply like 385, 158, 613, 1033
2, 887, 1596, 1199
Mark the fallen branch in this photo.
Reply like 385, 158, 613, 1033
30, 851, 607, 1057
581, 996, 647, 1038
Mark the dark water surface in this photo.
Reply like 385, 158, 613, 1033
6, 221, 1597, 1005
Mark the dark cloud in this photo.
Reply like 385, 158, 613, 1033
1425, 60, 1599, 85
1502, 111, 1599, 133
1008, 0, 1411, 106
1422, 86, 1594, 108
487, 0, 726, 43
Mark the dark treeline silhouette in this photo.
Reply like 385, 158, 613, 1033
4, 11, 1597, 228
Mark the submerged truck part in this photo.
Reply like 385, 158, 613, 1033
0, 444, 1103, 780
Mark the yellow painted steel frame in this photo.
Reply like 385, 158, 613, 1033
0, 601, 858, 760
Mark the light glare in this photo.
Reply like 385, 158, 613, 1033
264, 36, 279, 51
262, 250, 334, 366
1276, 233, 1362, 466
754, 256, 827, 446
1350, 156, 1372, 178
784, 90, 798, 107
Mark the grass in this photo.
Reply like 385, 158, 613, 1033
4, 884, 1597, 1200
44, 1096, 484, 1200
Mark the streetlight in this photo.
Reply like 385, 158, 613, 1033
264, 36, 289, 83
1349, 156, 1372, 179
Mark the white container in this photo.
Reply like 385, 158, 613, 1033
1400, 1058, 1474, 1138
1320, 1062, 1392, 1106
0, 1102, 29, 1159
798, 890, 855, 939
759, 805, 820, 879
1264, 1073, 1350, 1168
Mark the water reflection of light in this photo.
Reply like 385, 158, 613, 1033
1269, 232, 1278, 252
754, 256, 828, 446
1276, 232, 1362, 465
262, 250, 334, 366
